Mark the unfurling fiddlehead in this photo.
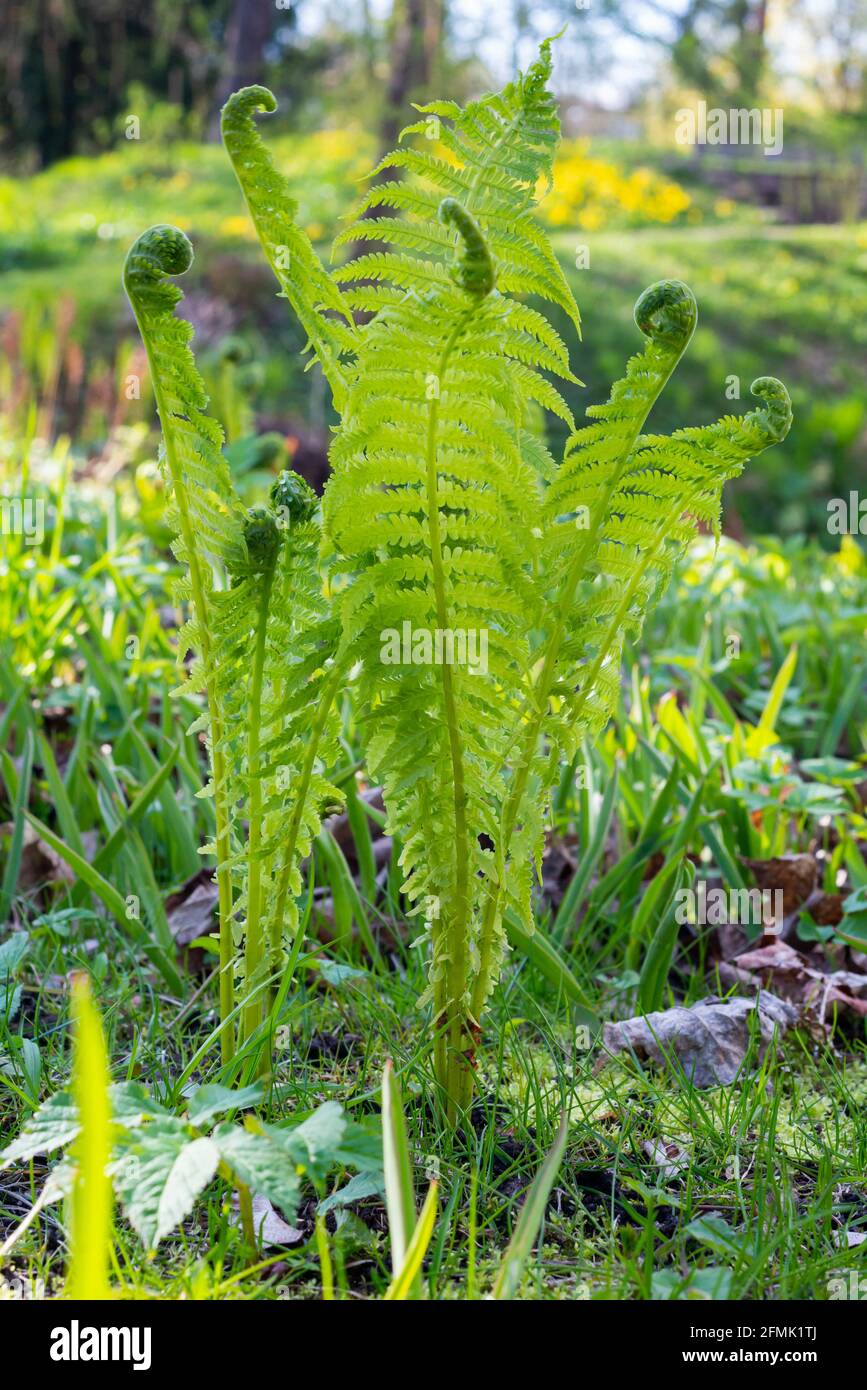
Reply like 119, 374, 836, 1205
221, 88, 355, 410
124, 225, 241, 1064
438, 198, 497, 299
271, 469, 318, 527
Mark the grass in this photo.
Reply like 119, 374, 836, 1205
3, 918, 865, 1300
1, 446, 866, 1299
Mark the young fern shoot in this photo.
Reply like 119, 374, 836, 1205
215, 40, 794, 1119
322, 52, 791, 1116
124, 227, 242, 1063
124, 229, 343, 1074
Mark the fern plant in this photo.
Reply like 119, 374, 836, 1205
129, 38, 792, 1122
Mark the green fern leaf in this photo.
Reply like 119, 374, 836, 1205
335, 34, 580, 349
124, 225, 243, 1061
221, 87, 356, 408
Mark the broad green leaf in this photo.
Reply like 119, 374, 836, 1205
1, 1090, 81, 1165
268, 1100, 346, 1179
0, 934, 28, 975
0, 1079, 167, 1168
186, 1082, 264, 1128
114, 1120, 220, 1252
109, 1080, 173, 1127
318, 1170, 383, 1216
211, 1125, 301, 1218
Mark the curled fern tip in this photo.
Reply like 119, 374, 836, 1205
240, 507, 281, 574
438, 198, 496, 299
749, 376, 792, 444
124, 225, 193, 290
271, 469, 318, 526
634, 280, 697, 348
222, 85, 278, 122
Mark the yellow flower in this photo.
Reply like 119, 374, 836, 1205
219, 215, 255, 239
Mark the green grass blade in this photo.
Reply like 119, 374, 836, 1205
381, 1059, 419, 1294
23, 810, 182, 992
552, 767, 618, 943
491, 1115, 569, 1300
0, 731, 34, 924
505, 912, 599, 1032
66, 974, 112, 1300
383, 1182, 439, 1301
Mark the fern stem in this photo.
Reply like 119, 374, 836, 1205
241, 559, 278, 1053
137, 359, 236, 1069
425, 315, 476, 1121
267, 661, 344, 1016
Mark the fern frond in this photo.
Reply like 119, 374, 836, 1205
469, 286, 792, 1020
334, 35, 580, 349
124, 225, 243, 1061
221, 87, 357, 409
125, 230, 344, 1065
547, 371, 793, 749
324, 198, 560, 1117
208, 476, 345, 1040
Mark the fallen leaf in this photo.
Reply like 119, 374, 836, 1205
742, 854, 816, 916
3, 823, 96, 894
834, 1231, 867, 1249
809, 893, 845, 927
643, 1138, 689, 1180
231, 1193, 304, 1248
602, 992, 796, 1086
733, 940, 867, 1022
166, 871, 218, 947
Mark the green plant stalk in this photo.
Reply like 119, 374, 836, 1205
425, 315, 476, 1121
266, 661, 344, 1015
241, 559, 277, 1050
130, 307, 237, 1066
316, 1215, 335, 1300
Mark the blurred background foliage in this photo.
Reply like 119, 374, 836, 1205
0, 0, 865, 536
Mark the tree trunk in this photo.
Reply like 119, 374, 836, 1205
210, 0, 276, 137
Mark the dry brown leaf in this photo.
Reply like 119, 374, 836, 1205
734, 940, 867, 1021
165, 870, 218, 946
742, 854, 817, 916
603, 992, 796, 1086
